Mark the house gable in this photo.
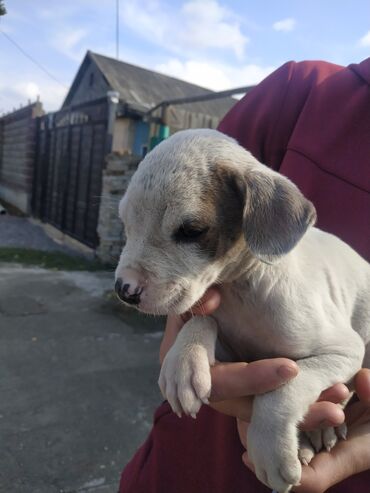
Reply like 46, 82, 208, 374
62, 52, 111, 108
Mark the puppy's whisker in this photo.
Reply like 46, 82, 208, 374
199, 303, 206, 317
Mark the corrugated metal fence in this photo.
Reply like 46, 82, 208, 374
0, 102, 43, 213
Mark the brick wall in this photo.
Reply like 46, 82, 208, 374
0, 101, 44, 213
96, 152, 140, 264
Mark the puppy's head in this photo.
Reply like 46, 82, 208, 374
115, 129, 316, 315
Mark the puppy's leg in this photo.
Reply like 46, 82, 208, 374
247, 331, 365, 493
158, 316, 217, 417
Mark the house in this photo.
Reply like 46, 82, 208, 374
62, 51, 236, 156
0, 51, 240, 253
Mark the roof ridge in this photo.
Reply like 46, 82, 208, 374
89, 50, 216, 94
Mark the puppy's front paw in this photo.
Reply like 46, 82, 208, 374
247, 423, 301, 493
300, 422, 347, 463
158, 344, 211, 418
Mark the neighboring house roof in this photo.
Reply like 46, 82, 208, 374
62, 51, 236, 119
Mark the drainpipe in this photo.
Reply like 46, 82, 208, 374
106, 90, 120, 155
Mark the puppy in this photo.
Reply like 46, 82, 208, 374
115, 129, 370, 492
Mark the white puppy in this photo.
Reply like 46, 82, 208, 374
115, 129, 370, 493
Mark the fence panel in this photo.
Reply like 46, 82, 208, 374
32, 98, 109, 247
0, 102, 43, 213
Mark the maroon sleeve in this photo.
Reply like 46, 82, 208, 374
218, 60, 342, 170
120, 402, 370, 493
120, 402, 272, 493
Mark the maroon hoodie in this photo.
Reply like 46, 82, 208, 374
120, 59, 370, 493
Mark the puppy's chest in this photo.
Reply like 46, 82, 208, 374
213, 283, 311, 362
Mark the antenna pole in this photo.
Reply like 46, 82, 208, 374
116, 0, 119, 59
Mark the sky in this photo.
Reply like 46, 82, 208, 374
0, 0, 369, 114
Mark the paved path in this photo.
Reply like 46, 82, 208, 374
0, 264, 164, 493
0, 215, 85, 256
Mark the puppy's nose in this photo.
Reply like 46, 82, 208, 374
115, 277, 143, 306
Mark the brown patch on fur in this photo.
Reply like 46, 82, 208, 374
193, 163, 316, 263
195, 163, 245, 259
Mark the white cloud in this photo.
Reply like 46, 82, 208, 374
120, 1, 168, 44
273, 18, 296, 32
156, 59, 230, 90
52, 28, 88, 61
359, 30, 370, 47
15, 82, 40, 101
0, 74, 67, 114
180, 0, 248, 59
121, 0, 248, 60
155, 58, 276, 92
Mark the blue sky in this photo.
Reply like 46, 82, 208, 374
1, 0, 369, 113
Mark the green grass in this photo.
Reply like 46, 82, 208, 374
0, 247, 110, 271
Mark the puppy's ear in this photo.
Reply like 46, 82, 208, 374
242, 171, 316, 263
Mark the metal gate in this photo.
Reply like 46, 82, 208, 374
32, 98, 109, 248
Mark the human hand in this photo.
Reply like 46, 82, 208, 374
160, 288, 368, 491
241, 368, 370, 493
159, 287, 346, 429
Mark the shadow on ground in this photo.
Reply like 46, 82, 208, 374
0, 264, 165, 493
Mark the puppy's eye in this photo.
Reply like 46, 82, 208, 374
174, 223, 208, 243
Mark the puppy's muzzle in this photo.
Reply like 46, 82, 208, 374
115, 278, 144, 305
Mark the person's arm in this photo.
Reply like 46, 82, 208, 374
218, 59, 341, 170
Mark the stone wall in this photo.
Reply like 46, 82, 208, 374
0, 101, 44, 213
96, 152, 140, 264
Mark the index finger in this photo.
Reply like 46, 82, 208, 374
210, 359, 298, 401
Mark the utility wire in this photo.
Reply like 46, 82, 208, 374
0, 27, 68, 89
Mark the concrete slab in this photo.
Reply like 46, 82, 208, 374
0, 264, 164, 492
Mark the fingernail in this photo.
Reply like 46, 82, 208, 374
277, 364, 298, 380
